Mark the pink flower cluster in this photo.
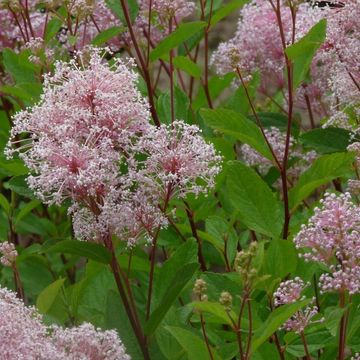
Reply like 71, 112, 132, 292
240, 126, 316, 179
0, 0, 121, 51
0, 286, 130, 360
211, 0, 360, 127
0, 241, 18, 266
132, 0, 195, 46
273, 278, 322, 333
7, 47, 221, 245
295, 192, 360, 294
211, 1, 322, 94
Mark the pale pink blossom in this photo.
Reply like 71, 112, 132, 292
52, 323, 131, 360
0, 285, 130, 360
7, 47, 150, 205
136, 120, 222, 199
0, 241, 18, 266
273, 278, 323, 333
295, 192, 360, 294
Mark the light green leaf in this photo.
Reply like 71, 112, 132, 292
0, 156, 29, 176
105, 290, 143, 360
91, 26, 125, 45
2, 49, 37, 84
285, 19, 327, 88
106, 0, 139, 23
150, 22, 207, 61
36, 278, 65, 314
44, 17, 62, 43
165, 326, 221, 360
0, 194, 10, 216
263, 239, 297, 279
200, 108, 273, 160
289, 152, 354, 210
226, 161, 283, 237
190, 301, 237, 327
251, 299, 311, 353
172, 56, 202, 78
210, 0, 247, 27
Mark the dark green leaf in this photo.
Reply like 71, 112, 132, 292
150, 22, 207, 61
300, 127, 351, 154
44, 240, 111, 264
165, 326, 221, 360
4, 176, 35, 198
226, 161, 283, 237
145, 263, 199, 335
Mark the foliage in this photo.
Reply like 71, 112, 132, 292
0, 0, 360, 359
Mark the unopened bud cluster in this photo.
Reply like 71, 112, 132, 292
193, 279, 208, 302
235, 242, 258, 286
219, 291, 232, 311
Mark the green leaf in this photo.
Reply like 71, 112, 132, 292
165, 326, 221, 360
91, 26, 125, 45
200, 108, 273, 160
15, 200, 41, 225
36, 278, 65, 314
44, 240, 111, 264
210, 0, 247, 27
190, 301, 237, 326
0, 194, 10, 216
4, 176, 35, 199
250, 112, 300, 137
1, 83, 42, 104
226, 161, 283, 237
193, 73, 235, 110
105, 290, 143, 360
251, 299, 311, 353
285, 19, 327, 88
285, 330, 333, 357
223, 73, 259, 115
152, 239, 198, 307
172, 56, 201, 78
324, 306, 346, 336
289, 152, 354, 210
44, 17, 62, 43
0, 156, 29, 176
150, 22, 207, 61
157, 86, 190, 124
106, 0, 139, 23
2, 49, 37, 84
263, 239, 297, 279
145, 263, 199, 335
300, 127, 351, 154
